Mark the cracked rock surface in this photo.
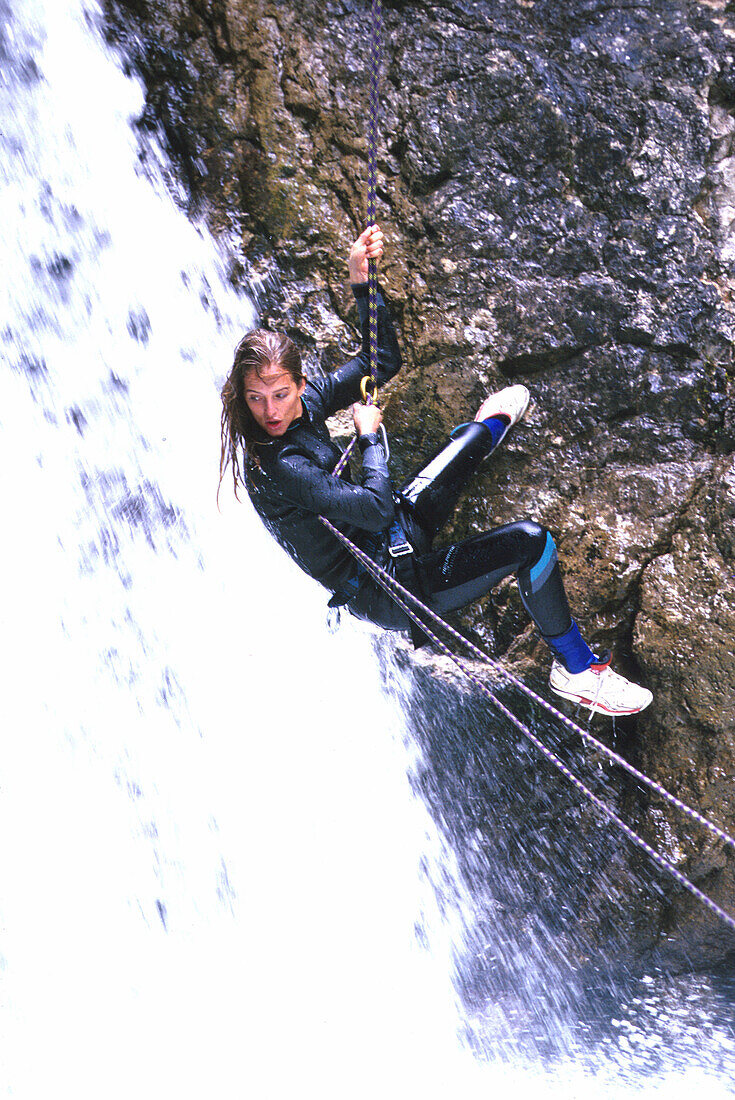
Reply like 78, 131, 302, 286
104, 0, 735, 965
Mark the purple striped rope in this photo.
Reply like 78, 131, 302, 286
367, 0, 382, 385
332, 435, 357, 478
326, 519, 735, 852
332, 387, 376, 478
333, 1, 383, 481
319, 515, 735, 935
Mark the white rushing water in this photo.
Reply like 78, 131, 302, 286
1, 2, 734, 1097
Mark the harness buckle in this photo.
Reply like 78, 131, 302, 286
388, 540, 413, 558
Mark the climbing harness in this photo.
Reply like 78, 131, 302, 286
387, 514, 413, 558
321, 0, 735, 936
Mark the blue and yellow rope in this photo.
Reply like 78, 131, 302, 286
367, 0, 383, 385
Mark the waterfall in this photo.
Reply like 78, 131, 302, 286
1, 1, 734, 1096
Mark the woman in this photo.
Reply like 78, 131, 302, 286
220, 225, 652, 716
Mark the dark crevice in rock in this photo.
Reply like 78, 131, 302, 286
616, 335, 698, 357
498, 347, 591, 377
408, 166, 454, 197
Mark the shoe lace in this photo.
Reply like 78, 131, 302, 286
594, 665, 637, 708
587, 650, 612, 712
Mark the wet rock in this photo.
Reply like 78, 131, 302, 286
103, 0, 735, 965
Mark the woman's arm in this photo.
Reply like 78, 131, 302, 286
271, 438, 395, 532
306, 226, 403, 420
271, 404, 392, 531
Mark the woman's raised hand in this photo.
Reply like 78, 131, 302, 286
348, 224, 384, 284
352, 401, 383, 436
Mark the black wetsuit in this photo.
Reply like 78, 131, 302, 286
246, 283, 574, 644
246, 282, 401, 594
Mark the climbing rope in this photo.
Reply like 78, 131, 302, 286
333, 1, 384, 480
327, 522, 735, 853
367, 0, 383, 386
320, 515, 735, 934
332, 377, 378, 478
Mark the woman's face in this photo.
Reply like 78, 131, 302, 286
244, 365, 306, 437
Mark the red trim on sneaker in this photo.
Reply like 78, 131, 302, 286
589, 649, 612, 672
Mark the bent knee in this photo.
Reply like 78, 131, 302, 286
510, 519, 552, 568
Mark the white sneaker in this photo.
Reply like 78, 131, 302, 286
549, 656, 653, 716
474, 384, 530, 427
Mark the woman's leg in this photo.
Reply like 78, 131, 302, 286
398, 385, 529, 540
416, 519, 584, 644
414, 520, 652, 715
349, 515, 652, 715
399, 421, 500, 539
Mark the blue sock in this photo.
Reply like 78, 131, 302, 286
480, 414, 509, 449
543, 621, 595, 674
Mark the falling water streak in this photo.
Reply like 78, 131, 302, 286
0, 2, 487, 1096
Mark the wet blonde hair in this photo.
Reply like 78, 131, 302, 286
219, 329, 305, 497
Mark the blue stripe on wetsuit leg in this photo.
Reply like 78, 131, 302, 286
478, 415, 508, 449
450, 416, 507, 449
529, 531, 558, 593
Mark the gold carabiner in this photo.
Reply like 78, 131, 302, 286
360, 375, 377, 404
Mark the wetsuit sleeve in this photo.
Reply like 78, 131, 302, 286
271, 443, 395, 532
306, 283, 402, 420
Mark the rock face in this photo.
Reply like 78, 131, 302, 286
104, 0, 735, 965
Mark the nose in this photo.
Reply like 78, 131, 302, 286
264, 397, 278, 419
